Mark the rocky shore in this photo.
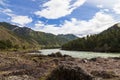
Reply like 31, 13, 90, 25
0, 52, 120, 80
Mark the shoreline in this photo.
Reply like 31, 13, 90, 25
61, 48, 120, 53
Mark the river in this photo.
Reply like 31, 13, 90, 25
39, 49, 120, 59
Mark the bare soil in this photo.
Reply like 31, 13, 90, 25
0, 52, 120, 80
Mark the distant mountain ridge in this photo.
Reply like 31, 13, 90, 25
57, 34, 78, 41
62, 23, 120, 52
0, 22, 77, 50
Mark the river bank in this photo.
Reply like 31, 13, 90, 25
39, 49, 120, 59
0, 52, 120, 80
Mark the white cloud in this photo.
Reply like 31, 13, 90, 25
86, 0, 120, 25
11, 16, 33, 26
34, 0, 86, 19
113, 3, 120, 14
87, 0, 120, 9
35, 21, 46, 28
0, 0, 6, 6
2, 8, 12, 13
0, 8, 32, 26
97, 5, 103, 8
87, 0, 120, 14
34, 11, 116, 36
102, 9, 109, 12
0, 8, 15, 17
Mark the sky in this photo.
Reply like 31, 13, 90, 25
0, 0, 120, 37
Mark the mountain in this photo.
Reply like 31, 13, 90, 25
57, 34, 78, 41
62, 23, 120, 52
0, 22, 76, 50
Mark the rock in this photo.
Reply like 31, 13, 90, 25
3, 75, 37, 80
82, 59, 88, 63
91, 70, 119, 79
112, 57, 120, 60
32, 58, 38, 62
89, 57, 109, 62
48, 52, 71, 58
47, 65, 94, 80
48, 52, 62, 57
52, 59, 60, 65
63, 54, 71, 57
90, 58, 98, 62
27, 50, 41, 53
90, 57, 104, 62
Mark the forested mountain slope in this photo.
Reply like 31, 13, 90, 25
0, 22, 77, 50
62, 23, 120, 52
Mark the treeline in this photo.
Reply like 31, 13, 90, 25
0, 40, 25, 50
0, 40, 39, 51
62, 24, 120, 52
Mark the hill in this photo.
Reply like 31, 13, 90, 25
57, 34, 78, 41
62, 23, 120, 52
0, 22, 77, 50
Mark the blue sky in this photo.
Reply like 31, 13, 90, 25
0, 0, 120, 36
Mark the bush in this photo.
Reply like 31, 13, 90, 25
0, 40, 12, 50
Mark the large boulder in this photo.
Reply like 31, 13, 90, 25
47, 64, 93, 80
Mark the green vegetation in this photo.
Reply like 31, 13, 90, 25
0, 22, 77, 51
57, 34, 78, 41
0, 40, 12, 50
62, 23, 120, 52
